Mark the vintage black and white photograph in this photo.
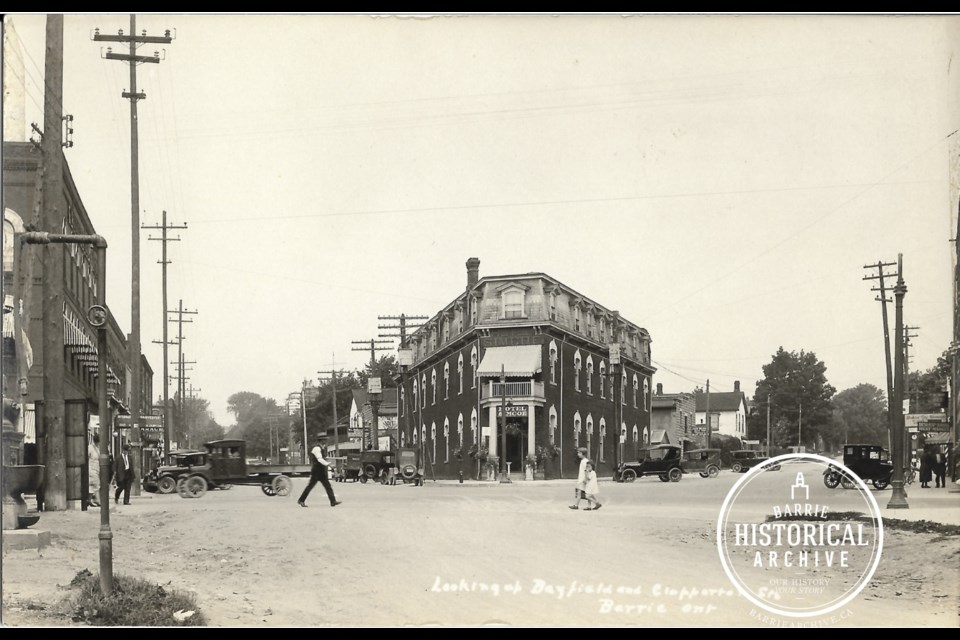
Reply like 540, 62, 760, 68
2, 12, 959, 628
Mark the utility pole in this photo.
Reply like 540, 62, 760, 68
903, 324, 919, 470
864, 260, 898, 452
144, 211, 187, 458
172, 355, 195, 446
378, 314, 428, 348
704, 379, 712, 448
318, 356, 342, 458
888, 254, 909, 509
168, 299, 197, 447
40, 14, 67, 511
93, 17, 174, 471
498, 364, 511, 483
352, 338, 393, 369
766, 395, 771, 457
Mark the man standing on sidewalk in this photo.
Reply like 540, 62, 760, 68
114, 443, 134, 505
298, 435, 342, 508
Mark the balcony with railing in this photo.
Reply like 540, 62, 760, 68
480, 380, 545, 402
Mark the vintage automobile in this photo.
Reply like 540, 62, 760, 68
359, 450, 396, 484
332, 452, 362, 482
173, 439, 311, 499
682, 448, 722, 478
730, 449, 781, 473
614, 444, 684, 483
143, 449, 210, 494
394, 447, 424, 485
822, 444, 893, 490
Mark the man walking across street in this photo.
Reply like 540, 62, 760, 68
298, 434, 342, 508
114, 443, 135, 505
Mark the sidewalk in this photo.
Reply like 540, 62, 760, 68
875, 482, 960, 526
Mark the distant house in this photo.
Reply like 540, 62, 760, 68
650, 383, 701, 449
694, 381, 748, 439
348, 387, 398, 449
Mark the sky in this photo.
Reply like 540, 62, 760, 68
3, 13, 959, 428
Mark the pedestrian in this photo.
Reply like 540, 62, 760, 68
933, 447, 946, 489
87, 433, 101, 508
582, 460, 602, 511
569, 447, 589, 510
298, 435, 342, 508
919, 447, 933, 488
114, 443, 135, 505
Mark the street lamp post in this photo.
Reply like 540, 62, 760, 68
887, 254, 909, 509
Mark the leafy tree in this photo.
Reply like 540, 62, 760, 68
832, 384, 888, 447
191, 417, 225, 448
906, 347, 952, 413
752, 347, 836, 450
358, 355, 399, 389
288, 372, 360, 451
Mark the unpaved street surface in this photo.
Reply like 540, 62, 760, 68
3, 470, 959, 627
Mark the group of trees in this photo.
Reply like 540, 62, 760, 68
222, 355, 401, 459
744, 346, 951, 452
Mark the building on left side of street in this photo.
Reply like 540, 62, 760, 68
3, 141, 153, 509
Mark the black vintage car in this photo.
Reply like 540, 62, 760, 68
823, 444, 893, 490
394, 447, 424, 485
614, 444, 684, 483
730, 450, 781, 473
143, 449, 209, 494
359, 450, 396, 484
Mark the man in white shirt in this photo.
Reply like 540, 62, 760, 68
298, 435, 342, 508
87, 433, 101, 508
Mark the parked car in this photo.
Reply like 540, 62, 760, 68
359, 450, 396, 484
614, 444, 684, 483
730, 450, 781, 473
395, 447, 424, 485
332, 452, 362, 482
682, 448, 722, 478
143, 449, 209, 494
822, 444, 893, 490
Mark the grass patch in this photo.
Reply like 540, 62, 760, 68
764, 511, 960, 536
65, 569, 206, 626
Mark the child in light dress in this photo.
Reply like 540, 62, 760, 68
583, 461, 602, 511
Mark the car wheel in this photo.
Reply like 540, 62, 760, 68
658, 473, 670, 483
707, 465, 720, 479
360, 475, 368, 484
823, 471, 841, 489
872, 478, 890, 490
271, 475, 293, 497
157, 475, 177, 494
668, 467, 682, 482
732, 462, 743, 474
621, 468, 637, 483
840, 476, 857, 490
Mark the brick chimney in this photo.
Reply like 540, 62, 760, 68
734, 380, 740, 393
656, 382, 663, 396
466, 257, 480, 289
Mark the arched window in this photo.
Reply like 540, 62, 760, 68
458, 353, 464, 394
642, 426, 650, 445
574, 350, 582, 392
471, 346, 478, 388
632, 425, 640, 458
599, 418, 607, 463
573, 412, 582, 449
599, 361, 606, 398
421, 374, 427, 408
431, 422, 437, 462
413, 379, 419, 409
549, 405, 558, 445
643, 378, 650, 412
422, 424, 427, 447
443, 362, 450, 400
470, 408, 478, 441
633, 374, 639, 408
586, 414, 594, 456
457, 413, 464, 446
586, 356, 594, 396
413, 425, 419, 445
549, 340, 558, 385
443, 418, 450, 463
431, 369, 437, 405
621, 374, 626, 405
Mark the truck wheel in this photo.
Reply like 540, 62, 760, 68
271, 475, 292, 497
158, 475, 177, 494
706, 465, 720, 479
184, 475, 208, 499
176, 476, 190, 498
261, 483, 276, 496
621, 468, 637, 483
668, 467, 682, 482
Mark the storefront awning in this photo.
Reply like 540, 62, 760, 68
477, 345, 542, 378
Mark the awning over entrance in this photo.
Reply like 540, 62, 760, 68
650, 429, 669, 444
477, 345, 542, 378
